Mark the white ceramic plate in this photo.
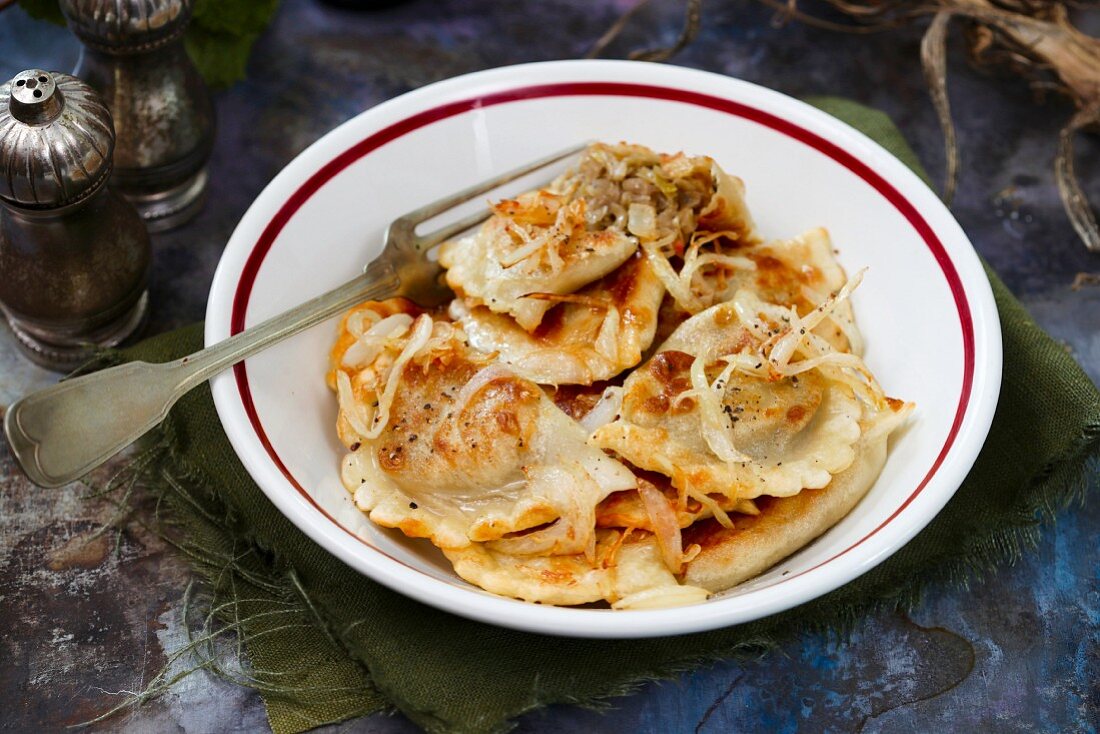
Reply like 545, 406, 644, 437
206, 60, 1001, 638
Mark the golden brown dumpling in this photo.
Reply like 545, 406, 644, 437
330, 300, 637, 559
438, 190, 638, 332
443, 530, 709, 608
592, 280, 903, 506
643, 227, 860, 354
681, 398, 911, 592
449, 252, 665, 385
439, 142, 760, 335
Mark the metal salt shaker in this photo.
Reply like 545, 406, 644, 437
61, 0, 215, 232
0, 70, 151, 370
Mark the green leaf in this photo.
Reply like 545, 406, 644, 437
186, 0, 280, 88
183, 27, 259, 90
191, 0, 280, 36
16, 0, 65, 25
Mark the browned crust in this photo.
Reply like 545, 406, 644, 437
681, 434, 888, 592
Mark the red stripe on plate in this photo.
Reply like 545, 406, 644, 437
229, 81, 975, 590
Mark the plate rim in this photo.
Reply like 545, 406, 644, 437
206, 59, 1002, 639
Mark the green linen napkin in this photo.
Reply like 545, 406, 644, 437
100, 99, 1099, 734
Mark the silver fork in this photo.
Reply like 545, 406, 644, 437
4, 143, 585, 488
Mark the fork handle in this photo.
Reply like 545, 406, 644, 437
4, 263, 400, 488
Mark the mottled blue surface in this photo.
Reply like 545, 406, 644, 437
0, 1, 1097, 732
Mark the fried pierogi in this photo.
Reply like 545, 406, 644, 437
444, 530, 709, 608
328, 141, 912, 608
332, 300, 636, 560
591, 280, 904, 504
449, 252, 665, 385
438, 189, 638, 332
681, 397, 911, 592
440, 142, 758, 335
650, 227, 859, 354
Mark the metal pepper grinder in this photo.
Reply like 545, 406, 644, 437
61, 0, 215, 232
0, 70, 151, 370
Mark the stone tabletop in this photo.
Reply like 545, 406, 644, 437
1, 1, 1097, 731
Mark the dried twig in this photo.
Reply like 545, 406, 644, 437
921, 11, 958, 204
1069, 271, 1100, 289
589, 0, 705, 61
756, 0, 927, 33
588, 0, 657, 59
1056, 104, 1100, 251
631, 0, 704, 61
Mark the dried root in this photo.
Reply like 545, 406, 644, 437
588, 0, 704, 61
